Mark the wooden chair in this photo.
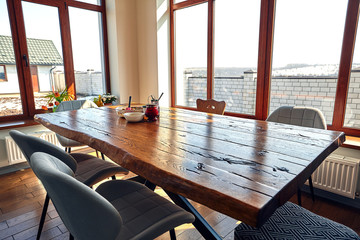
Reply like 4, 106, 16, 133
196, 99, 226, 115
30, 152, 195, 240
266, 106, 327, 205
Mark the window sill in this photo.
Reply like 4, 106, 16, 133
0, 119, 39, 130
342, 136, 360, 150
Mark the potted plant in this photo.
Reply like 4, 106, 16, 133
41, 88, 74, 112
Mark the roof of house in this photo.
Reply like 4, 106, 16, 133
0, 35, 63, 65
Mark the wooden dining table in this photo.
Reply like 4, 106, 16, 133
34, 107, 345, 239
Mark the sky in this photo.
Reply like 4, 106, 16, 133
0, 0, 356, 73
175, 0, 350, 72
0, 0, 103, 72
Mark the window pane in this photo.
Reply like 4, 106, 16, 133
344, 17, 360, 128
74, 0, 100, 5
0, 0, 23, 116
214, 0, 260, 115
0, 65, 7, 81
175, 3, 207, 107
69, 7, 106, 99
269, 0, 347, 124
22, 2, 65, 110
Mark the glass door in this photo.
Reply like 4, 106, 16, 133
0, 0, 25, 118
21, 1, 66, 110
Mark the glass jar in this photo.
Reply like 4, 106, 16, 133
145, 104, 159, 121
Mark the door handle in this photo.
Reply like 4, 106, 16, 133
23, 54, 28, 67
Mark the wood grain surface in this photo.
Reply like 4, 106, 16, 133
34, 107, 345, 227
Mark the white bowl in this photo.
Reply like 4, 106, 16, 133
115, 106, 144, 117
124, 112, 144, 122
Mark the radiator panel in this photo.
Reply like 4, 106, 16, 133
5, 131, 60, 165
312, 154, 360, 199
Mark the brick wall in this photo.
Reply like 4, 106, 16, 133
184, 69, 360, 127
53, 71, 104, 96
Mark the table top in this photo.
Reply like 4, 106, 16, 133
34, 107, 345, 227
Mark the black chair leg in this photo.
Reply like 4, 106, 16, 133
170, 229, 176, 240
36, 194, 50, 240
68, 147, 71, 153
101, 152, 105, 160
308, 176, 315, 202
297, 188, 302, 206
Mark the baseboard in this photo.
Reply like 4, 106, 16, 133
0, 162, 30, 175
302, 185, 360, 210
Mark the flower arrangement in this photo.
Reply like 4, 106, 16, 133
93, 93, 117, 107
102, 93, 117, 104
41, 88, 74, 112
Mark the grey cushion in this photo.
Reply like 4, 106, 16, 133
55, 100, 98, 148
30, 152, 195, 240
9, 130, 129, 187
30, 152, 122, 240
9, 130, 77, 172
234, 202, 359, 239
56, 99, 98, 112
71, 153, 128, 186
56, 133, 85, 148
266, 106, 327, 129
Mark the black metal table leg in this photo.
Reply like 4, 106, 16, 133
165, 190, 222, 240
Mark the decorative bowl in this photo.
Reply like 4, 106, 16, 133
116, 106, 143, 117
124, 112, 145, 122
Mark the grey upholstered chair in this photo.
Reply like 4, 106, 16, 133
55, 100, 98, 154
30, 152, 195, 240
234, 201, 359, 239
9, 130, 129, 240
266, 106, 327, 205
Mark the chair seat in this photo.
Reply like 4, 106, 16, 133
71, 153, 129, 186
56, 133, 84, 148
234, 202, 359, 239
96, 180, 195, 240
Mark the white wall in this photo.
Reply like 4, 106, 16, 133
107, 0, 140, 104
0, 65, 20, 94
38, 65, 53, 92
106, 0, 165, 105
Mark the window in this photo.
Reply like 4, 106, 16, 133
213, 0, 260, 115
0, 0, 24, 117
69, 7, 106, 98
0, 65, 7, 82
0, 0, 109, 123
344, 9, 360, 129
21, 1, 65, 110
171, 0, 360, 135
269, 0, 347, 125
174, 3, 208, 107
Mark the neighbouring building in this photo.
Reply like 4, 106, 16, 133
0, 35, 63, 94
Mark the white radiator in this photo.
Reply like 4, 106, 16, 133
311, 154, 360, 199
5, 131, 60, 165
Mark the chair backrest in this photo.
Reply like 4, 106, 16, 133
30, 152, 122, 240
56, 100, 98, 112
266, 106, 327, 129
9, 130, 77, 172
196, 99, 226, 115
